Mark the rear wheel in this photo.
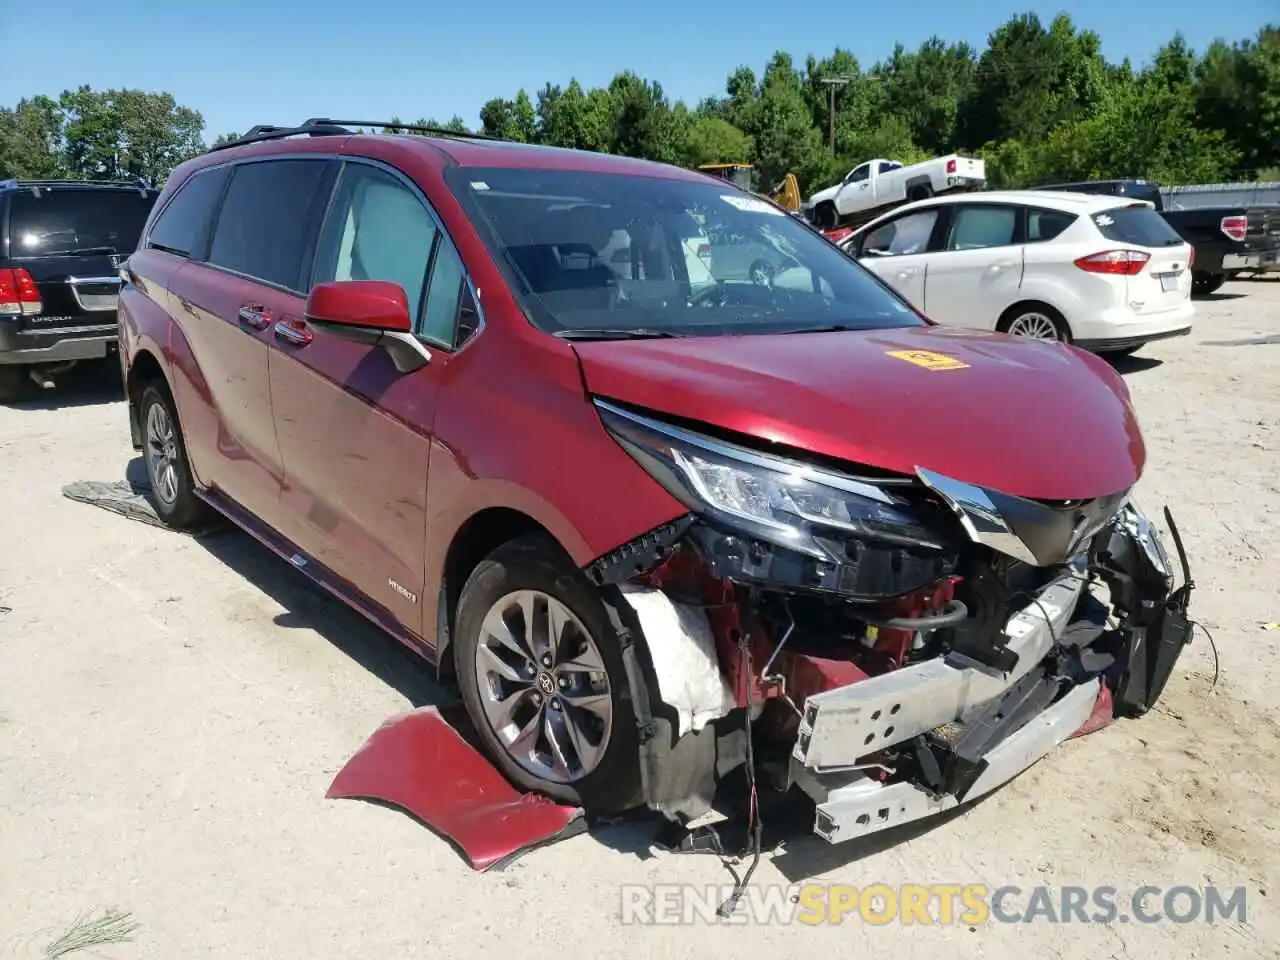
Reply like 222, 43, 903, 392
139, 383, 209, 529
907, 183, 934, 202
454, 534, 642, 812
999, 304, 1070, 343
1192, 272, 1226, 296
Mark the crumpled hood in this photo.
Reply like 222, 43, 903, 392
574, 325, 1144, 502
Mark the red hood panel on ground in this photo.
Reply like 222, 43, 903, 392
574, 326, 1145, 502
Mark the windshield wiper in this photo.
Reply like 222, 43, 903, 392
779, 323, 868, 334
555, 328, 684, 341
44, 245, 119, 256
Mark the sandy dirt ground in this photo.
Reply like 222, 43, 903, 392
2, 281, 1278, 959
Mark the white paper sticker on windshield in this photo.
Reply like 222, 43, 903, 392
1094, 213, 1114, 226
721, 194, 785, 215
470, 181, 490, 191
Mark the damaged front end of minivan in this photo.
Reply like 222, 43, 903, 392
585, 399, 1196, 843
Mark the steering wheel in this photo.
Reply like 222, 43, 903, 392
689, 281, 731, 308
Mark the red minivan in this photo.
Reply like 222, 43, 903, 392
118, 121, 1193, 845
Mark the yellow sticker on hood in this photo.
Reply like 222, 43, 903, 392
886, 349, 969, 371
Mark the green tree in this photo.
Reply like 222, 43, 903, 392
480, 91, 536, 141
60, 86, 203, 184
1195, 26, 1280, 175
0, 96, 65, 178
681, 116, 752, 167
959, 13, 1106, 149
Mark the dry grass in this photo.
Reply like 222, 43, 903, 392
44, 909, 139, 958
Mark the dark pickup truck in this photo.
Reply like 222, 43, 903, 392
1035, 178, 1280, 296
1, 178, 159, 401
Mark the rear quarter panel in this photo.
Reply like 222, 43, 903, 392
119, 248, 207, 475
1017, 215, 1120, 328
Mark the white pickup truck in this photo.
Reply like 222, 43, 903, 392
808, 154, 986, 229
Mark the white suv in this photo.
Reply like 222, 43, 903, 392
842, 190, 1195, 356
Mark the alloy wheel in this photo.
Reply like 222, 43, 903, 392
1006, 312, 1062, 341
144, 401, 180, 506
474, 589, 613, 784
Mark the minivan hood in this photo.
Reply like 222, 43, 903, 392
573, 326, 1144, 502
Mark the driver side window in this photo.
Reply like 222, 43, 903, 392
848, 164, 870, 183
312, 163, 438, 325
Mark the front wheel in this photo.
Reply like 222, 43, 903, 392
454, 534, 642, 812
139, 383, 210, 529
814, 202, 838, 230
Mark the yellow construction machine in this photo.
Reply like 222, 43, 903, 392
697, 163, 802, 213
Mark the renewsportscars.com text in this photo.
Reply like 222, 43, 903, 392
620, 883, 1250, 926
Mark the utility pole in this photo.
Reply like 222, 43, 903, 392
819, 75, 854, 153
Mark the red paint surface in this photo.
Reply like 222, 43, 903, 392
1070, 683, 1116, 739
327, 707, 584, 871
575, 326, 1144, 502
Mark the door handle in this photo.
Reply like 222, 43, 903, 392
238, 305, 271, 330
987, 260, 1019, 272
273, 317, 313, 346
896, 267, 920, 278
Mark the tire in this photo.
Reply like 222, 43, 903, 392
1107, 346, 1143, 358
998, 303, 1070, 343
907, 183, 934, 202
0, 366, 22, 404
748, 260, 775, 286
1192, 272, 1226, 296
814, 202, 838, 230
138, 382, 209, 529
454, 534, 642, 812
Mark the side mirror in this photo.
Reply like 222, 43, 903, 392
305, 280, 432, 373
305, 280, 412, 333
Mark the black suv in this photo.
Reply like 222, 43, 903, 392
1, 179, 159, 401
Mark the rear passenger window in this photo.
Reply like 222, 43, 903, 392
945, 205, 1018, 250
147, 166, 230, 258
311, 164, 439, 320
208, 159, 332, 289
1027, 208, 1077, 243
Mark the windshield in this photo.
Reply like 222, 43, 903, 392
445, 166, 923, 337
8, 187, 157, 258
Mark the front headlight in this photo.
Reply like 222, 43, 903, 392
595, 399, 946, 559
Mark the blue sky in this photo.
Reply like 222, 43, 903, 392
1, 0, 1272, 141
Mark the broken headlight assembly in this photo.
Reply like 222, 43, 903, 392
594, 399, 958, 599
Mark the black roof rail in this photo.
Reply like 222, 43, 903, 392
1, 177, 155, 194
301, 118, 507, 142
207, 117, 509, 154
207, 120, 354, 153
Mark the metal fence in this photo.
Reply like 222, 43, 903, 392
1161, 182, 1280, 209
